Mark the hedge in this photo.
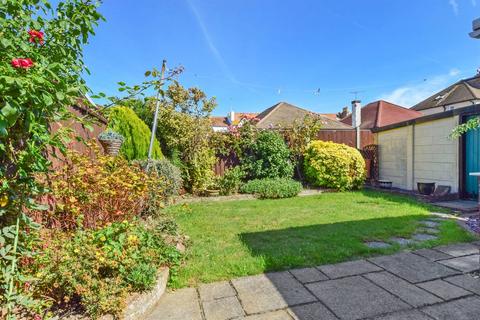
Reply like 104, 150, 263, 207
304, 140, 365, 191
107, 106, 163, 160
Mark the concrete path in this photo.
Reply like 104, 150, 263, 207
146, 242, 480, 320
433, 200, 478, 213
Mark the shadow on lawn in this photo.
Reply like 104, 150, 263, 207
239, 215, 427, 272
239, 214, 430, 319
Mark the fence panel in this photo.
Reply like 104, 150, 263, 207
316, 130, 374, 148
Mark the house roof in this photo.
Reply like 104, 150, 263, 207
320, 113, 338, 120
412, 74, 480, 111
373, 103, 480, 133
255, 102, 352, 130
341, 100, 422, 129
210, 113, 259, 127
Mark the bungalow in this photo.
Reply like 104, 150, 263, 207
211, 112, 259, 132
375, 74, 480, 199
254, 102, 350, 130
341, 100, 422, 130
210, 102, 351, 131
411, 74, 480, 115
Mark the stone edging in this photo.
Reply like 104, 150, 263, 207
52, 267, 169, 320
121, 267, 170, 320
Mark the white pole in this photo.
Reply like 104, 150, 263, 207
148, 60, 167, 159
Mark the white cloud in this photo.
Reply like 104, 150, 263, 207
449, 0, 459, 15
449, 68, 460, 76
378, 71, 461, 107
472, 0, 477, 7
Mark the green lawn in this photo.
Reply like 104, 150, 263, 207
166, 190, 475, 288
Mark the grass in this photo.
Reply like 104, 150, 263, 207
166, 190, 476, 288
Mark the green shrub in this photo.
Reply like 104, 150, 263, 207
29, 220, 181, 318
240, 178, 302, 199
218, 167, 245, 195
134, 159, 183, 197
304, 140, 365, 191
107, 106, 163, 160
242, 131, 294, 179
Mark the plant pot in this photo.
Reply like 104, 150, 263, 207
205, 189, 220, 197
417, 182, 435, 195
377, 180, 392, 189
99, 138, 123, 156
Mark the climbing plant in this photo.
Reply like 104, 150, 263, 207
0, 0, 103, 317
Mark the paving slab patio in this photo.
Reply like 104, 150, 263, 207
368, 252, 460, 283
438, 254, 480, 272
146, 242, 480, 320
317, 259, 382, 279
444, 274, 480, 295
417, 279, 472, 300
435, 242, 479, 257
231, 271, 317, 314
421, 296, 480, 320
363, 271, 442, 307
289, 267, 328, 284
371, 309, 432, 320
288, 302, 338, 320
412, 248, 452, 261
306, 276, 409, 320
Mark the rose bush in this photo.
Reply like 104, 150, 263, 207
0, 0, 103, 316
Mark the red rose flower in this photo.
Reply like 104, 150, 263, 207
28, 30, 44, 44
11, 58, 34, 69
33, 314, 42, 320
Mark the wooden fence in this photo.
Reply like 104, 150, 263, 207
213, 129, 378, 177
316, 129, 375, 149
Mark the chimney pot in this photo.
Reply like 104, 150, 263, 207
351, 100, 362, 128
228, 111, 235, 123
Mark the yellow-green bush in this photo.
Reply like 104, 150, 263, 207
304, 141, 365, 191
107, 106, 163, 160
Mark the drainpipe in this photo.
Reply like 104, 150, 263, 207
351, 100, 362, 149
412, 123, 415, 191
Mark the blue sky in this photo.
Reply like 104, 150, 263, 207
84, 0, 480, 116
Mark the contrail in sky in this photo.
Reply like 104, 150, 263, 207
186, 0, 237, 83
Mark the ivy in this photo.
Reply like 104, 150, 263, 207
450, 116, 480, 139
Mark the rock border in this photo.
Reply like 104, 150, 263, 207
52, 267, 169, 320
122, 267, 170, 320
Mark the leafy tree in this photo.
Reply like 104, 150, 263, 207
283, 114, 323, 180
124, 81, 217, 193
0, 0, 103, 316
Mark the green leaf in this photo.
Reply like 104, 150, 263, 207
0, 118, 8, 137
42, 93, 53, 106
0, 38, 10, 48
1, 103, 19, 126
56, 92, 65, 101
